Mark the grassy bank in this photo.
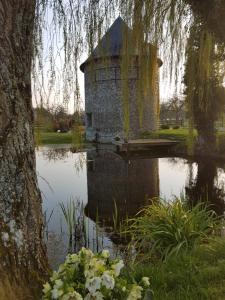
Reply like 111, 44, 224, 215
35, 128, 225, 158
142, 128, 196, 141
142, 128, 225, 157
35, 131, 73, 144
128, 239, 225, 300
35, 125, 86, 145
124, 200, 225, 299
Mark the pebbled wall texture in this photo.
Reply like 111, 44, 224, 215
82, 56, 160, 143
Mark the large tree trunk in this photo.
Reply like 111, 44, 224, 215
195, 119, 217, 155
0, 1, 48, 299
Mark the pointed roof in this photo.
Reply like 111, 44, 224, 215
80, 17, 163, 72
80, 17, 133, 72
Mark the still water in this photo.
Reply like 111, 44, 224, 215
36, 145, 225, 268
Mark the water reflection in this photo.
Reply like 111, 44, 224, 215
186, 159, 225, 214
36, 145, 225, 268
85, 150, 159, 229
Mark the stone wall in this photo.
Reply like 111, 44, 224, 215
84, 56, 159, 143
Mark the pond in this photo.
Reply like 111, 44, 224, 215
36, 144, 225, 269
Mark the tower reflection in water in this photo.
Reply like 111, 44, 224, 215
85, 150, 159, 242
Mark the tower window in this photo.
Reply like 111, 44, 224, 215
86, 113, 93, 127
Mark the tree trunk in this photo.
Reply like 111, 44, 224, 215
195, 117, 216, 155
0, 1, 48, 298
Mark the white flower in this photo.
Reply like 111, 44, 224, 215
85, 277, 101, 294
43, 282, 51, 294
51, 271, 59, 282
66, 253, 80, 265
51, 288, 63, 299
101, 272, 115, 289
142, 277, 150, 286
127, 285, 143, 300
111, 260, 124, 276
1, 232, 9, 242
101, 249, 110, 259
80, 247, 94, 258
84, 257, 105, 278
90, 257, 105, 270
84, 291, 103, 300
122, 286, 126, 292
64, 291, 83, 300
54, 279, 63, 289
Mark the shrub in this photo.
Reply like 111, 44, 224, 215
43, 248, 151, 299
160, 125, 170, 129
172, 125, 180, 129
127, 199, 220, 260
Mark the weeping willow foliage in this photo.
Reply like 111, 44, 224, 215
33, 0, 224, 148
185, 19, 225, 153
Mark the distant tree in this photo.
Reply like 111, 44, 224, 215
160, 102, 170, 124
167, 96, 185, 125
160, 97, 185, 126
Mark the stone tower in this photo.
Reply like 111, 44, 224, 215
80, 17, 162, 143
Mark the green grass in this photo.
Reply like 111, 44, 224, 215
123, 199, 225, 299
35, 126, 87, 145
126, 199, 220, 261
126, 239, 225, 300
141, 128, 197, 141
142, 128, 225, 156
35, 131, 73, 144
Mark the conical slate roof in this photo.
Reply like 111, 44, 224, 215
80, 16, 162, 72
80, 17, 133, 72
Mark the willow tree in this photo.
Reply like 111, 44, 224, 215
185, 21, 225, 154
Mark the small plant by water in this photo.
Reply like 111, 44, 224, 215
127, 198, 220, 260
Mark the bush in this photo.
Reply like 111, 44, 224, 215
160, 124, 170, 129
43, 248, 151, 300
127, 199, 220, 260
172, 125, 180, 129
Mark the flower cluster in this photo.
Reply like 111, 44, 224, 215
43, 248, 150, 300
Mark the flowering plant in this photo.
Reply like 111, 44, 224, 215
43, 248, 151, 300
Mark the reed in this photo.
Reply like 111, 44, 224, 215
59, 199, 76, 249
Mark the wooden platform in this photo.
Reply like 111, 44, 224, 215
113, 139, 179, 152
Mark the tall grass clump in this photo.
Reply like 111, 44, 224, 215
59, 199, 76, 248
127, 199, 221, 260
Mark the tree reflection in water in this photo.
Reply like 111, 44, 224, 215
85, 150, 160, 244
186, 159, 225, 215
41, 147, 86, 174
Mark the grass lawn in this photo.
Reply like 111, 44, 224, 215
36, 128, 193, 145
126, 239, 225, 300
35, 128, 225, 156
35, 131, 73, 144
142, 128, 197, 141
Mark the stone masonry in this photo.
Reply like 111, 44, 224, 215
80, 17, 162, 143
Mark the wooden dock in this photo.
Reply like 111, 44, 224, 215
113, 139, 179, 152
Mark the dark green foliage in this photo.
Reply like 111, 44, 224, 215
185, 21, 225, 154
127, 199, 221, 260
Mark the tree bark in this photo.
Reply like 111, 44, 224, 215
0, 1, 48, 298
